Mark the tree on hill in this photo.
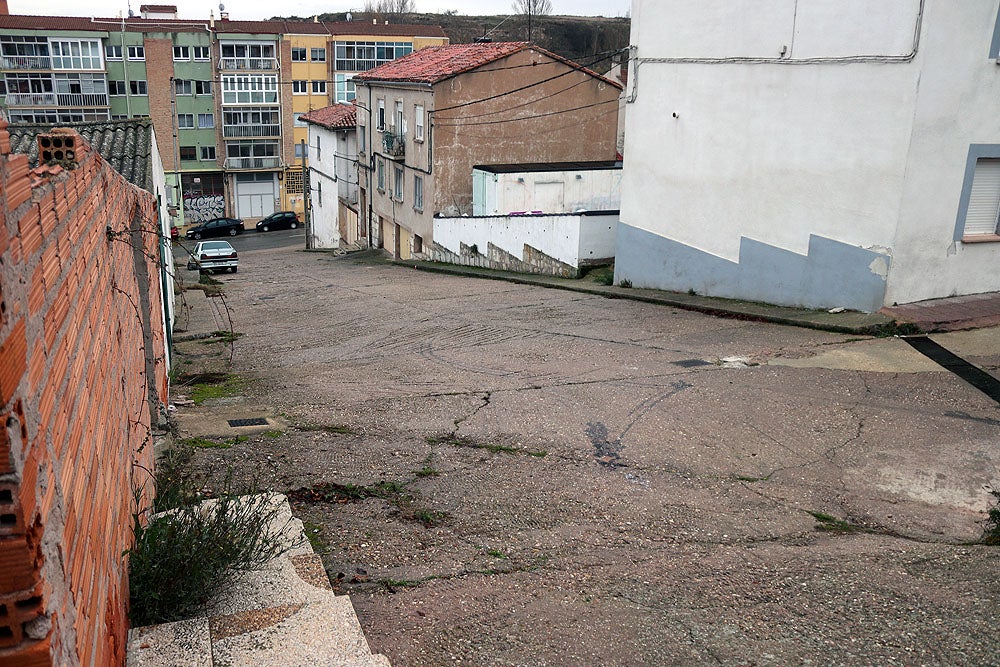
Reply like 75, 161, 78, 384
364, 0, 415, 14
513, 0, 552, 41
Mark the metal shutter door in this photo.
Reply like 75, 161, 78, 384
965, 158, 1000, 236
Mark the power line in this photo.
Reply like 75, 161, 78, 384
433, 97, 618, 127
433, 77, 589, 122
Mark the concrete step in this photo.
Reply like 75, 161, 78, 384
127, 494, 389, 667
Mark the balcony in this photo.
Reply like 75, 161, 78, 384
223, 124, 281, 139
219, 57, 277, 71
1, 55, 52, 70
5, 92, 109, 107
381, 126, 405, 160
224, 156, 281, 170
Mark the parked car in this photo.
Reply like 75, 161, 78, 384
186, 240, 239, 273
170, 226, 180, 240
185, 217, 245, 239
255, 211, 300, 232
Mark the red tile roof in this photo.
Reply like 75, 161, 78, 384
355, 42, 528, 84
0, 13, 447, 37
300, 103, 357, 130
354, 42, 622, 90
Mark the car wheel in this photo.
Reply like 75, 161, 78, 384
261, 225, 269, 232
194, 232, 202, 239
231, 266, 238, 273
229, 228, 237, 236
290, 221, 298, 229
186, 261, 196, 271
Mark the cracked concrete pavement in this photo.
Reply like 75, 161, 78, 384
171, 238, 1000, 666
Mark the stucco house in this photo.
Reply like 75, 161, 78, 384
353, 41, 622, 259
301, 103, 360, 249
616, 0, 1000, 312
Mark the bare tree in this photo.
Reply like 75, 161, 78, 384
364, 0, 415, 14
512, 0, 552, 42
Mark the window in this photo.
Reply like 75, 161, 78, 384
130, 80, 148, 95
377, 159, 384, 191
127, 45, 145, 61
178, 113, 194, 128
108, 80, 127, 96
291, 47, 307, 61
334, 40, 413, 71
358, 124, 366, 152
293, 79, 308, 94
295, 143, 306, 158
173, 45, 189, 60
414, 174, 423, 210
394, 166, 403, 200
221, 75, 278, 104
50, 40, 102, 69
111, 114, 127, 120
220, 41, 276, 69
316, 135, 321, 160
318, 181, 323, 206
311, 80, 327, 94
394, 100, 404, 134
174, 79, 192, 95
961, 157, 1000, 238
200, 146, 216, 160
194, 80, 213, 95
310, 47, 326, 62
415, 104, 424, 141
377, 98, 385, 130
179, 146, 197, 160
334, 74, 355, 103
193, 46, 211, 61
106, 44, 122, 60
198, 113, 214, 128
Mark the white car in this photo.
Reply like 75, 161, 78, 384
186, 240, 239, 274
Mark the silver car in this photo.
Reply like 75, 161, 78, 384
186, 240, 239, 274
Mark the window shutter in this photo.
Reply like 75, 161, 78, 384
965, 158, 1000, 235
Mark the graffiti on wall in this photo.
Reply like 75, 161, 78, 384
183, 194, 225, 222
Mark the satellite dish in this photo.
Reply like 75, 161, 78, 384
128, 8, 134, 16
346, 12, 352, 21
219, 3, 225, 11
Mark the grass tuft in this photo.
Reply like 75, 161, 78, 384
981, 488, 1000, 546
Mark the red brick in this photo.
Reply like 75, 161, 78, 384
0, 633, 51, 667
0, 415, 11, 476
0, 319, 27, 405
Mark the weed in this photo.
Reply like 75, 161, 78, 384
199, 273, 223, 286
414, 465, 440, 478
427, 434, 518, 455
588, 266, 614, 286
735, 474, 771, 482
410, 509, 449, 527
189, 375, 245, 405
485, 549, 508, 559
870, 321, 923, 337
981, 488, 1000, 545
128, 480, 292, 626
181, 437, 231, 450
382, 578, 424, 589
302, 521, 326, 553
527, 450, 548, 458
183, 282, 223, 297
688, 288, 697, 296
263, 430, 284, 438
201, 330, 243, 345
808, 511, 863, 534
288, 480, 411, 505
618, 279, 633, 288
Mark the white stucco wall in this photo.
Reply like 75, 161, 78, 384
472, 166, 622, 216
434, 213, 618, 269
308, 123, 341, 249
618, 0, 1000, 310
148, 127, 174, 368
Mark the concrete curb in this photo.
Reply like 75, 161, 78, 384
390, 259, 898, 336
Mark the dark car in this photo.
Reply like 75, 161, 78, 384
185, 217, 245, 239
255, 211, 300, 232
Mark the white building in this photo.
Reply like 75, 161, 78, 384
616, 0, 1000, 312
301, 103, 360, 249
472, 161, 622, 216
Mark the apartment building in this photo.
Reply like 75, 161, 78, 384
0, 7, 447, 225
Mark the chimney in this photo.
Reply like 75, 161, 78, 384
209, 9, 215, 28
313, 15, 318, 22
0, 0, 9, 15
220, 11, 229, 20
372, 18, 376, 24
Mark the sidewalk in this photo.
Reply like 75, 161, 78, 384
390, 258, 1000, 335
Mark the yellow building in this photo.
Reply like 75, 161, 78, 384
281, 22, 449, 214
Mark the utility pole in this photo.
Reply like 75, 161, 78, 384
301, 138, 312, 249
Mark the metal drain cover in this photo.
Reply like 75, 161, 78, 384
228, 417, 269, 427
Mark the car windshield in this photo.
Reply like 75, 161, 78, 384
202, 241, 233, 251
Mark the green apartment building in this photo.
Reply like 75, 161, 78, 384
0, 5, 446, 226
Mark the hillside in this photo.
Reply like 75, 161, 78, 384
277, 12, 631, 71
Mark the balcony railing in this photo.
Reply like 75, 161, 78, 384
1, 55, 52, 70
219, 57, 278, 71
224, 156, 281, 170
382, 126, 405, 160
223, 124, 281, 138
5, 92, 109, 107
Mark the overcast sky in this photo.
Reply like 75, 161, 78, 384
13, 0, 630, 20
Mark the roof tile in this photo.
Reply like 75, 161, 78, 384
300, 104, 357, 130
354, 42, 529, 84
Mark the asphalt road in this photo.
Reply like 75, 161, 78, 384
173, 240, 1000, 666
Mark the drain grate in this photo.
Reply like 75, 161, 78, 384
228, 417, 269, 427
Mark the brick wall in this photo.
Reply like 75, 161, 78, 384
145, 37, 176, 173
0, 121, 167, 666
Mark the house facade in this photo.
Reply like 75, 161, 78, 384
0, 8, 446, 225
616, 0, 1000, 312
302, 103, 360, 248
353, 42, 622, 259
